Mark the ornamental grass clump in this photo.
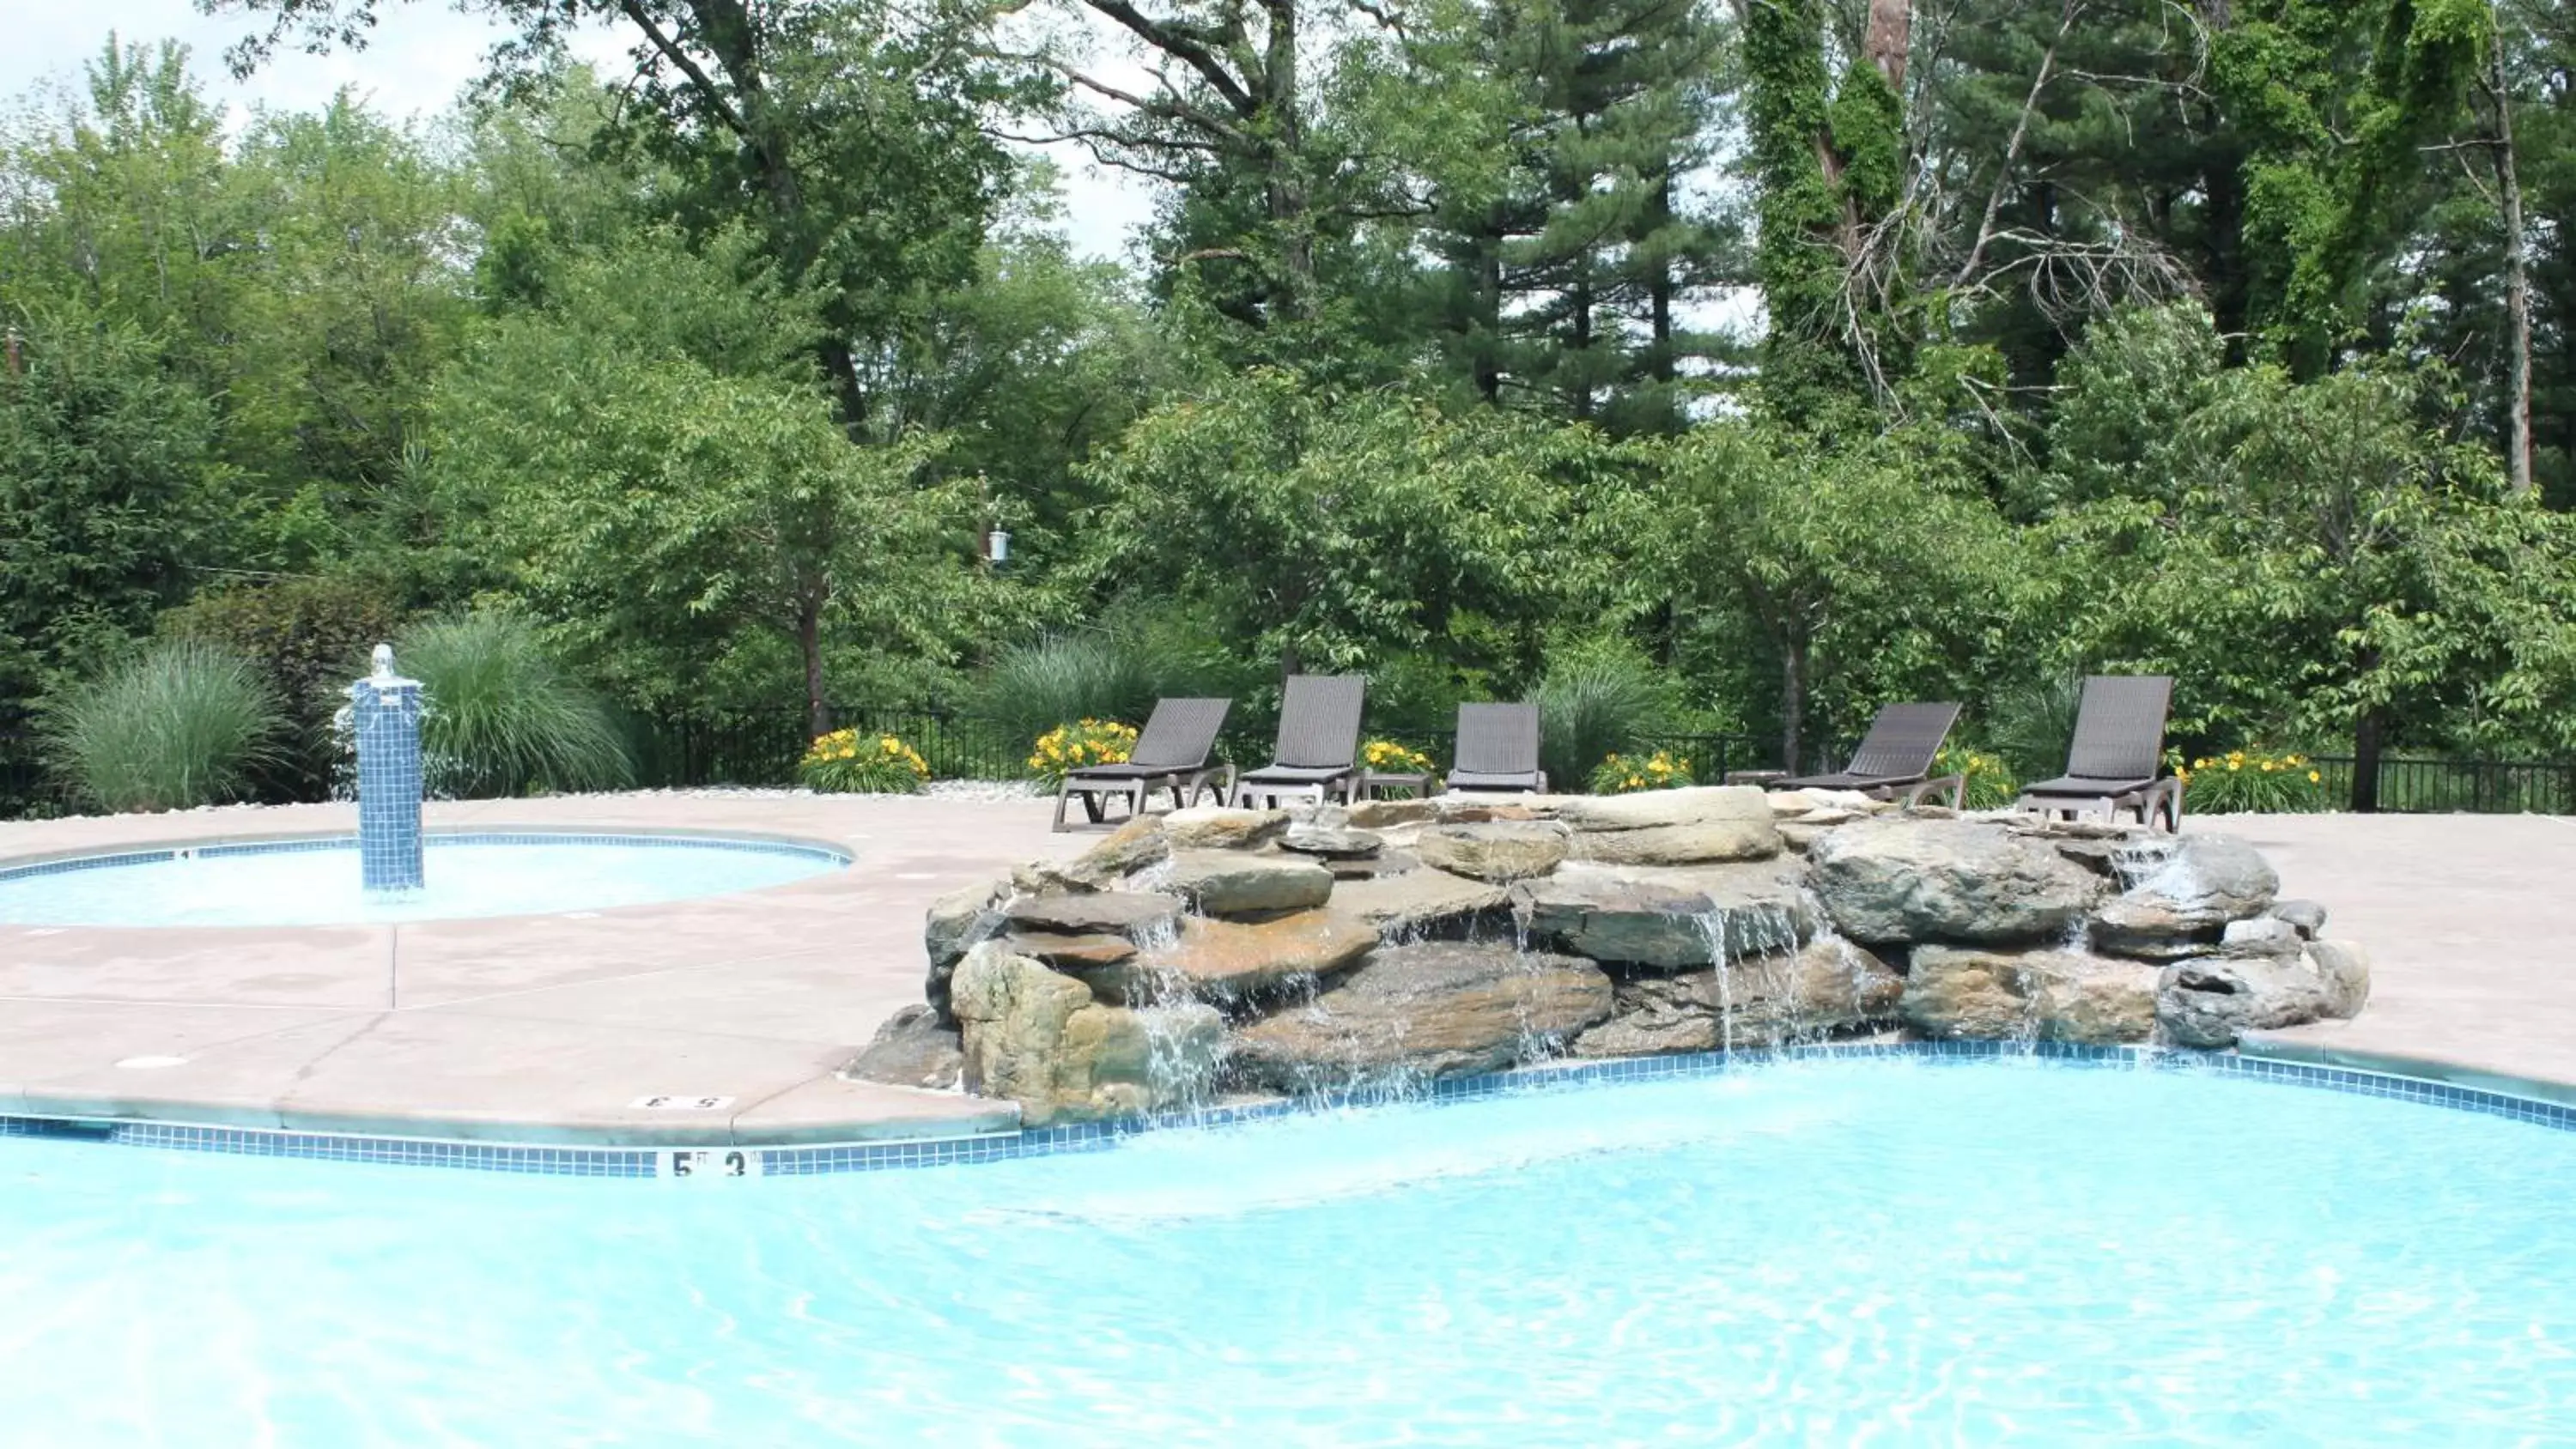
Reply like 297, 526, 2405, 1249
1026, 718, 1139, 786
1933, 744, 2020, 809
393, 613, 629, 798
803, 729, 931, 793
2179, 748, 2326, 814
43, 641, 286, 812
979, 635, 1159, 751
1589, 749, 1694, 794
1534, 646, 1676, 790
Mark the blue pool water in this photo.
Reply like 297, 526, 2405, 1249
0, 835, 847, 926
3, 1058, 2573, 1445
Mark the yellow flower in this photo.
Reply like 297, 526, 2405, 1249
2307, 770, 2321, 783
1625, 775, 1643, 788
2226, 761, 2239, 772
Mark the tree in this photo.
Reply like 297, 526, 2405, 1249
1736, 0, 1915, 426
1082, 369, 1602, 678
427, 235, 973, 732
1413, 0, 1736, 430
1642, 416, 2020, 768
212, 0, 1027, 435
0, 315, 228, 706
2034, 309, 2576, 800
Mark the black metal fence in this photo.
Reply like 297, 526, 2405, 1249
2303, 755, 2576, 815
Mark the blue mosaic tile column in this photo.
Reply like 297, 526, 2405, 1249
350, 645, 426, 893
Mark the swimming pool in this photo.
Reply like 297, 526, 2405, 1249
0, 833, 848, 926
3, 1056, 2571, 1443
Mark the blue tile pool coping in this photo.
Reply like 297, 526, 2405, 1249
0, 830, 850, 886
3, 1039, 2569, 1180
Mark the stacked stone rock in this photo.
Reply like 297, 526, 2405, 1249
856, 787, 2372, 1127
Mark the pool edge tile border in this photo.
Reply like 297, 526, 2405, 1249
3, 1039, 2571, 1179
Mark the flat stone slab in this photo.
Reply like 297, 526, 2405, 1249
1000, 890, 1184, 937
1162, 851, 1334, 916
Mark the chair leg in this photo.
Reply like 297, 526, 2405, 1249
1051, 779, 1073, 833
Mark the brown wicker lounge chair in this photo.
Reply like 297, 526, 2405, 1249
1442, 702, 1546, 793
1230, 676, 1367, 809
1050, 697, 1233, 831
1770, 701, 1965, 807
2014, 675, 2183, 831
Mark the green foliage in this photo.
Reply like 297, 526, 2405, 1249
1642, 419, 2026, 770
1534, 642, 1677, 791
799, 728, 930, 794
425, 235, 974, 721
161, 576, 406, 796
1084, 371, 1601, 678
393, 612, 630, 798
1588, 748, 1696, 794
2179, 749, 2330, 815
42, 641, 285, 812
0, 313, 228, 694
1983, 673, 2086, 785
979, 636, 1161, 752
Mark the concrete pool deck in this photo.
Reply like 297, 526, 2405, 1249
1, 800, 2572, 1143
0, 794, 1082, 1146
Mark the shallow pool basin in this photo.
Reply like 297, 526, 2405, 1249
0, 832, 848, 926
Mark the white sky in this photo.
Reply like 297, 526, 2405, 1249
0, 0, 1159, 261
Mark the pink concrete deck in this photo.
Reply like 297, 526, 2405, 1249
1, 803, 2570, 1144
2221, 813, 2576, 1105
0, 795, 1079, 1145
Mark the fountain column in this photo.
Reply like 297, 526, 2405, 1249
350, 644, 426, 893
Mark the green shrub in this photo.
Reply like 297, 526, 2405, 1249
1932, 744, 2020, 809
1589, 749, 1696, 794
2180, 748, 2327, 814
977, 633, 1159, 747
392, 613, 630, 797
1534, 643, 1676, 789
800, 728, 930, 793
162, 575, 405, 798
43, 641, 285, 812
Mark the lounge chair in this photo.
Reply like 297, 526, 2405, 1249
1442, 702, 1546, 794
2014, 675, 2183, 831
1230, 675, 1367, 809
1050, 697, 1233, 831
1769, 701, 1965, 807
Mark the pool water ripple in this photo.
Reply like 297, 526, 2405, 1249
3, 1057, 2573, 1444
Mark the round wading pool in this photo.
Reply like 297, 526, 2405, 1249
3, 1056, 2573, 1443
0, 833, 848, 926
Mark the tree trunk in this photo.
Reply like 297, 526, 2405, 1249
1863, 0, 1911, 89
2487, 33, 2535, 493
1476, 219, 1504, 404
1260, 0, 1314, 321
1648, 178, 1677, 386
797, 591, 829, 740
1778, 637, 1808, 773
2349, 706, 2383, 814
